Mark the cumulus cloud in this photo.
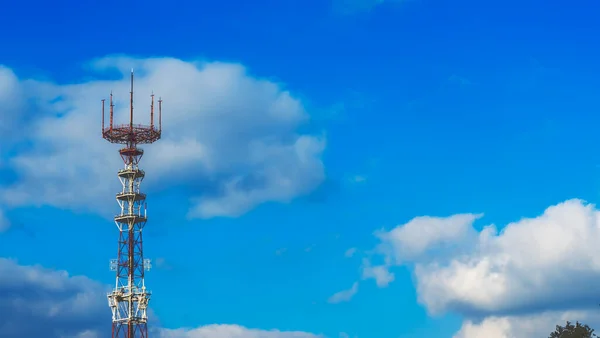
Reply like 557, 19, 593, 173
453, 310, 600, 338
375, 213, 482, 263
364, 199, 600, 337
413, 200, 600, 317
0, 56, 325, 219
0, 258, 322, 338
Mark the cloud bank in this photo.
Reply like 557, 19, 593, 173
0, 56, 325, 219
362, 199, 600, 337
0, 258, 109, 337
0, 258, 322, 338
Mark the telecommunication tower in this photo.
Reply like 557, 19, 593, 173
102, 70, 162, 338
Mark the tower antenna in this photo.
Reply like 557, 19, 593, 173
101, 69, 162, 338
130, 69, 134, 131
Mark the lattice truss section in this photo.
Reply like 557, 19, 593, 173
107, 152, 152, 336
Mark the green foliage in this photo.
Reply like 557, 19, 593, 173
549, 321, 597, 338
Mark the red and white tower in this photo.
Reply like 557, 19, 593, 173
102, 70, 162, 338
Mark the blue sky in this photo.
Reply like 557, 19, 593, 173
2, 0, 600, 337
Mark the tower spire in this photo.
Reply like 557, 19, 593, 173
130, 69, 134, 131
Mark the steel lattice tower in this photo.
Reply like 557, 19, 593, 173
101, 70, 162, 338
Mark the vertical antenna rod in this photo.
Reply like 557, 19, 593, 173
102, 99, 106, 132
130, 69, 134, 131
158, 98, 162, 132
150, 93, 154, 130
110, 92, 114, 130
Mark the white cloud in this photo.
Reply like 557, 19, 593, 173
375, 213, 482, 263
453, 310, 600, 338
0, 258, 322, 338
365, 199, 600, 337
0, 56, 325, 219
413, 200, 600, 316
361, 259, 394, 287
157, 325, 322, 338
328, 282, 359, 304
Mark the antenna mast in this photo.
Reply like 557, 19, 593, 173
101, 69, 162, 338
